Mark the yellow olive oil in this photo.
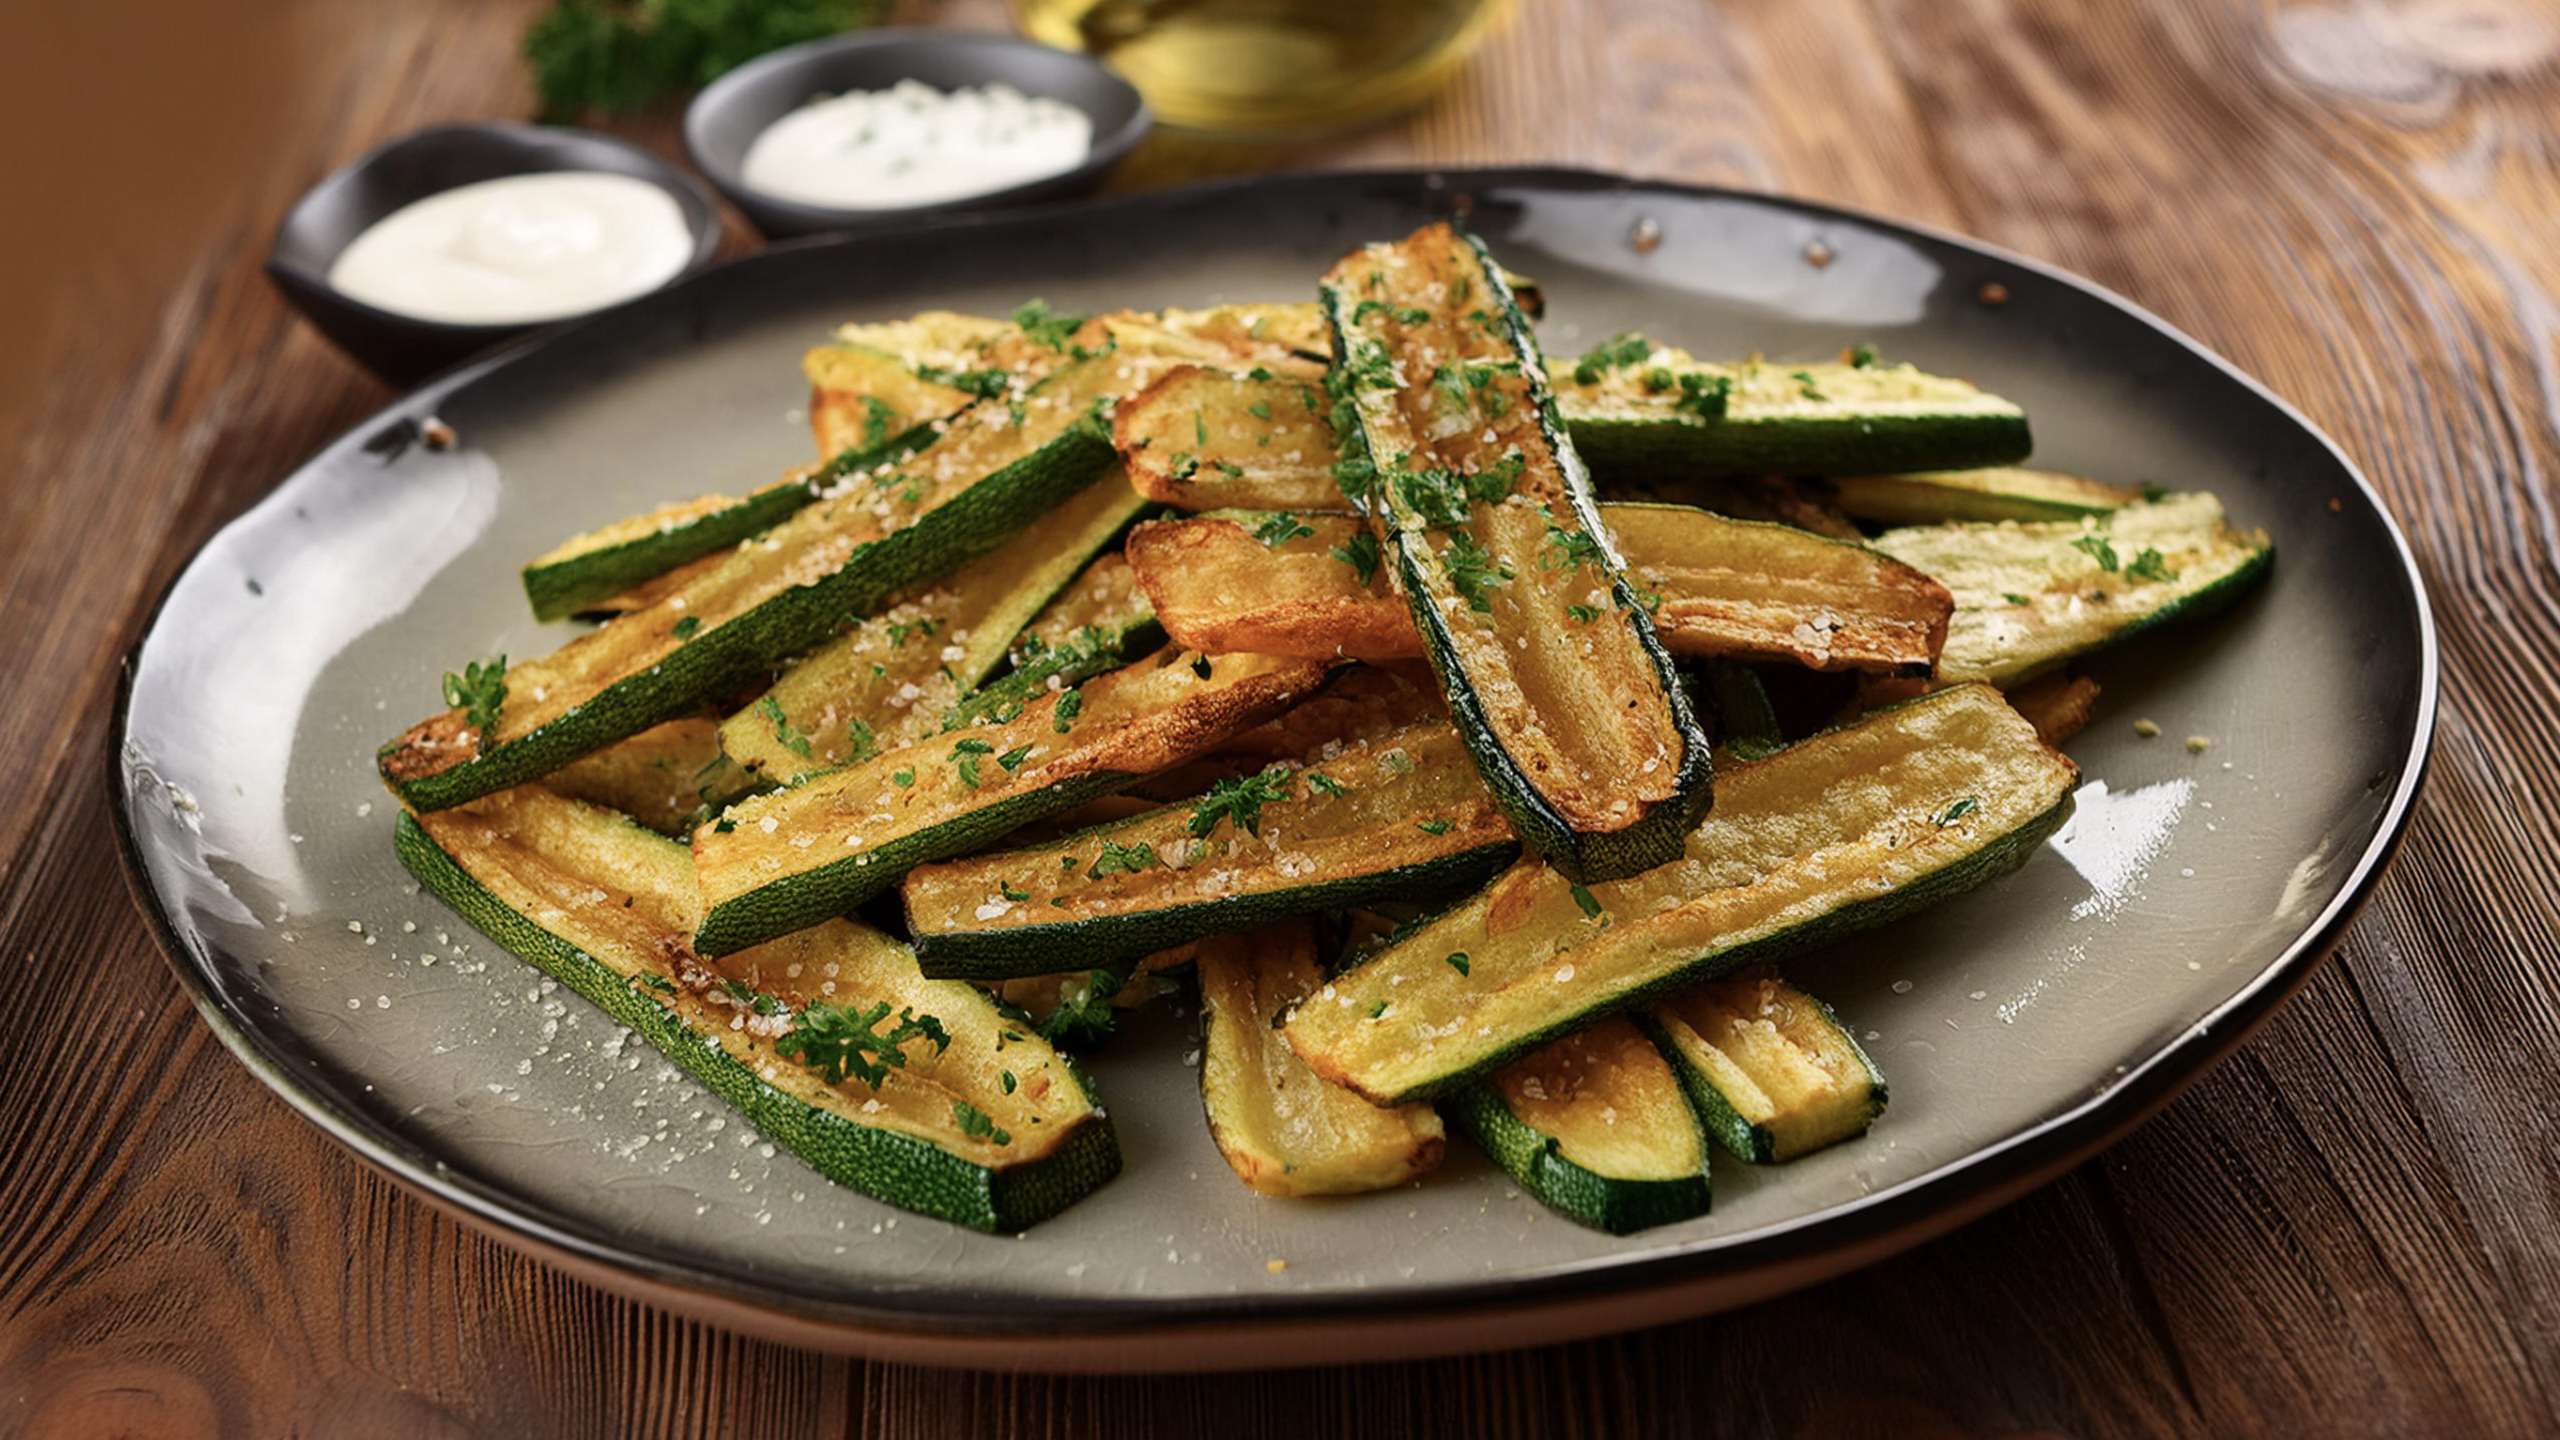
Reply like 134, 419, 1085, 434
1011, 0, 1512, 136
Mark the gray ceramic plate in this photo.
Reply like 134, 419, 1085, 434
114, 168, 2434, 1371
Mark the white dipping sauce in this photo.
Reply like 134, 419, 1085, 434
742, 79, 1094, 209
326, 171, 693, 325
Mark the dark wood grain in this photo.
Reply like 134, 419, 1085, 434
6, 0, 2559, 1434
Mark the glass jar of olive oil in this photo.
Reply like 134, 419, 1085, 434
1011, 0, 1513, 136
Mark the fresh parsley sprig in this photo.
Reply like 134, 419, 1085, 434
524, 0, 887, 121
773, 999, 949, 1088
1188, 764, 1295, 839
442, 656, 508, 734
1036, 967, 1124, 1050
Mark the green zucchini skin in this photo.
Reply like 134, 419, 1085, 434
519, 422, 941, 623
1443, 1027, 1713, 1234
1700, 661, 1785, 760
1322, 228, 1714, 885
1555, 350, 2033, 480
1571, 412, 2031, 481
691, 771, 1132, 958
1826, 467, 2134, 526
386, 423, 1117, 814
911, 838, 1521, 979
393, 813, 1120, 1232
1873, 493, 2275, 685
1636, 997, 1888, 1163
1285, 686, 2080, 1106
1411, 529, 1714, 885
937, 610, 1165, 734
1396, 790, 2066, 1106
1444, 1088, 1710, 1234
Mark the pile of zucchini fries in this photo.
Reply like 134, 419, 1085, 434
381, 223, 2272, 1236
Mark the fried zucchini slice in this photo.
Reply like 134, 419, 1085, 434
1198, 923, 1446, 1197
1322, 221, 1711, 883
1284, 684, 2078, 1104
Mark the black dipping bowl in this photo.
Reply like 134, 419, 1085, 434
685, 29, 1151, 239
266, 123, 723, 386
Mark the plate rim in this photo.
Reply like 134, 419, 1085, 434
110, 164, 2440, 1364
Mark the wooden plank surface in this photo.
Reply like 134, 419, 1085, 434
5, 0, 2559, 1433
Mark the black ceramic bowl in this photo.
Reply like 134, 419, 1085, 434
685, 29, 1151, 239
266, 122, 723, 386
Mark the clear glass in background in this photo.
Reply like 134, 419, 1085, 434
1010, 0, 1514, 136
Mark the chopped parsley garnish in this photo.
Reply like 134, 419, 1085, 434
1011, 298, 1084, 351
1445, 952, 1470, 976
859, 396, 900, 449
1417, 820, 1452, 835
1933, 796, 1981, 827
1246, 399, 1272, 420
1441, 530, 1512, 613
1189, 763, 1297, 839
952, 1100, 1012, 1146
1000, 881, 1029, 902
670, 615, 701, 641
1367, 999, 1389, 1019
886, 616, 940, 648
1848, 343, 1879, 368
755, 696, 812, 759
1000, 1069, 1017, 1094
1431, 363, 1474, 416
1330, 529, 1381, 586
915, 364, 1010, 399
442, 656, 508, 734
1305, 772, 1349, 798
998, 743, 1036, 773
1053, 687, 1082, 733
637, 973, 676, 995
2003, 593, 2033, 606
1038, 968, 1124, 1049
2071, 533, 2122, 573
1394, 455, 1526, 530
1087, 840, 1160, 879
892, 768, 914, 788
719, 978, 783, 1015
1392, 467, 1475, 529
1543, 522, 1607, 571
1566, 604, 1602, 624
1572, 331, 1653, 385
1335, 338, 1397, 393
846, 717, 876, 763
2127, 547, 2179, 582
1569, 884, 1604, 919
1671, 370, 1731, 418
950, 737, 993, 788
2140, 482, 2169, 503
775, 1000, 951, 1089
1253, 512, 1316, 547
1792, 369, 1826, 401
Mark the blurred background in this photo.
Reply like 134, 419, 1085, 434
0, 0, 1557, 474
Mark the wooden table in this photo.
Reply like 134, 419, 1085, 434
6, 0, 2557, 1433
